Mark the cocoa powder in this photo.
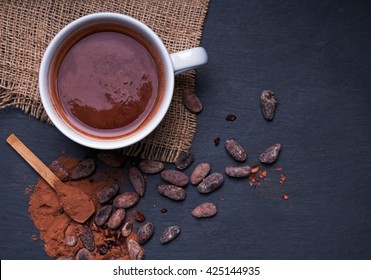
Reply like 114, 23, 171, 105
28, 157, 136, 260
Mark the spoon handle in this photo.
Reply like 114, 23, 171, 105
6, 134, 61, 189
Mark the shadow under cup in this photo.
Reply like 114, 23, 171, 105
47, 19, 168, 143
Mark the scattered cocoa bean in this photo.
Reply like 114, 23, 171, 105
138, 222, 155, 244
260, 90, 277, 120
127, 239, 144, 260
182, 89, 203, 113
80, 224, 95, 251
226, 114, 237, 121
160, 208, 168, 213
139, 160, 165, 174
224, 139, 247, 162
190, 162, 211, 185
129, 167, 146, 197
175, 151, 194, 170
70, 158, 96, 180
160, 170, 189, 187
94, 205, 113, 227
157, 185, 186, 201
97, 151, 125, 167
96, 184, 120, 204
192, 202, 217, 218
75, 248, 91, 260
96, 244, 108, 255
135, 211, 145, 222
225, 165, 251, 178
259, 144, 281, 164
113, 192, 140, 209
197, 173, 224, 194
107, 208, 126, 229
64, 224, 78, 247
160, 225, 181, 244
121, 219, 133, 237
49, 160, 69, 182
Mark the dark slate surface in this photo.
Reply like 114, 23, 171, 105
1, 0, 371, 259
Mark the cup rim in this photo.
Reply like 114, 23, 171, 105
39, 12, 174, 150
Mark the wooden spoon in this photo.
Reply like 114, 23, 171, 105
7, 134, 95, 223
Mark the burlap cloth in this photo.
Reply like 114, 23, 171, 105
0, 0, 210, 162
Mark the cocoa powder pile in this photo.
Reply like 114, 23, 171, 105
29, 156, 138, 260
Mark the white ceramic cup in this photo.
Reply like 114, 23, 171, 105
39, 12, 207, 149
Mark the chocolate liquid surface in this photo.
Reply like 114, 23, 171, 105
57, 31, 159, 137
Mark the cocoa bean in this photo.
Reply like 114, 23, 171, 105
190, 162, 211, 185
127, 239, 144, 260
107, 208, 126, 229
80, 224, 95, 251
113, 192, 140, 209
160, 170, 189, 187
49, 160, 69, 182
160, 225, 181, 244
157, 185, 186, 201
225, 165, 251, 178
182, 89, 203, 113
192, 202, 217, 218
121, 219, 133, 237
129, 167, 146, 197
259, 144, 281, 164
96, 184, 119, 204
139, 160, 165, 174
64, 224, 78, 247
138, 222, 155, 244
197, 173, 224, 194
224, 139, 247, 162
260, 90, 277, 120
75, 248, 91, 260
94, 205, 113, 227
70, 158, 96, 180
97, 151, 125, 167
175, 151, 194, 170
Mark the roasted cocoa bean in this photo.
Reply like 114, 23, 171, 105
225, 165, 251, 178
224, 139, 247, 162
80, 224, 95, 251
64, 224, 78, 247
259, 144, 281, 164
175, 151, 195, 170
139, 160, 165, 174
96, 184, 120, 204
97, 244, 108, 255
182, 89, 203, 113
75, 248, 91, 260
129, 167, 146, 197
138, 222, 155, 244
192, 202, 217, 218
49, 160, 69, 182
70, 158, 96, 180
160, 225, 181, 244
197, 173, 224, 194
260, 90, 277, 120
121, 219, 133, 237
190, 162, 211, 185
127, 239, 144, 260
113, 192, 140, 209
226, 114, 237, 121
94, 205, 113, 227
97, 151, 125, 167
107, 208, 126, 229
157, 185, 186, 201
160, 170, 189, 187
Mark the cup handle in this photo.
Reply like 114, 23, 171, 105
170, 47, 208, 75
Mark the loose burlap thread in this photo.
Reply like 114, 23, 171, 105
0, 0, 210, 162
